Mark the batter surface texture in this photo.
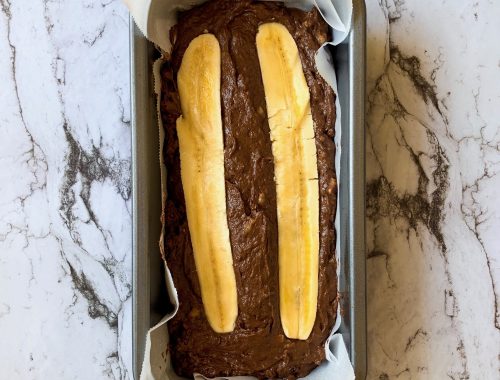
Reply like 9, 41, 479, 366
160, 1, 338, 378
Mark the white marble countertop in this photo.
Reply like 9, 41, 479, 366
0, 0, 498, 379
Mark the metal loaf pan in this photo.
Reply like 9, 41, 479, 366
131, 0, 366, 378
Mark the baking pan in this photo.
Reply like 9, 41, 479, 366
131, 0, 366, 378
334, 0, 367, 377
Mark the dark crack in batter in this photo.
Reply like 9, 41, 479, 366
160, 1, 337, 379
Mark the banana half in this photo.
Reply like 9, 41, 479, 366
256, 23, 320, 340
176, 34, 238, 333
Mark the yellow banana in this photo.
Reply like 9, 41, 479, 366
176, 34, 238, 333
256, 23, 319, 340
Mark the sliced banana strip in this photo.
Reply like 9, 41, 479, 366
176, 34, 238, 333
256, 23, 319, 340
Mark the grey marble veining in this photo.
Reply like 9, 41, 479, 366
0, 0, 131, 378
366, 0, 499, 378
0, 0, 498, 379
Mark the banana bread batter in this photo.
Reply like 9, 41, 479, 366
160, 1, 338, 378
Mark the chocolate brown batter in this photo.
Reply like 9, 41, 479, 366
160, 1, 338, 379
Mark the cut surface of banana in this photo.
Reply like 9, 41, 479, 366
256, 23, 319, 340
176, 34, 238, 333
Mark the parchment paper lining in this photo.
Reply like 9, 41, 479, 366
126, 0, 354, 379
